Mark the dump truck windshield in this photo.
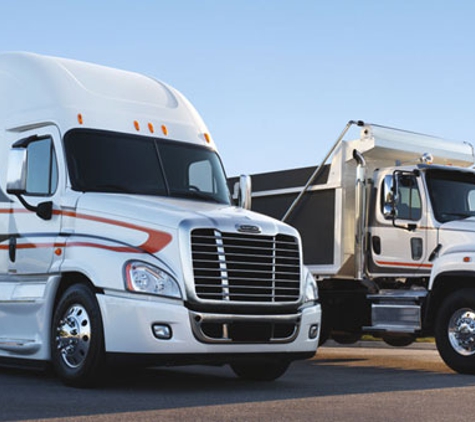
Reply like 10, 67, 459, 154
426, 168, 475, 223
64, 129, 231, 205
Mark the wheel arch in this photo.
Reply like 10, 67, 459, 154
52, 272, 104, 311
425, 271, 475, 332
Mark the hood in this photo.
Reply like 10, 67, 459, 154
439, 217, 475, 255
73, 193, 297, 255
440, 217, 475, 233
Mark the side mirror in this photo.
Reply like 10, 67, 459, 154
6, 148, 28, 195
238, 175, 252, 210
6, 147, 52, 220
382, 174, 397, 219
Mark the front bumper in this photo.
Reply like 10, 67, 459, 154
97, 291, 321, 357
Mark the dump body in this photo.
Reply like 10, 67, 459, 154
245, 125, 474, 277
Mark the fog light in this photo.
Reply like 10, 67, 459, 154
309, 324, 319, 340
152, 324, 172, 340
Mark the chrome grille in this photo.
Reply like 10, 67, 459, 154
191, 229, 301, 302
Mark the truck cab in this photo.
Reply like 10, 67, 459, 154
370, 164, 475, 277
0, 52, 321, 386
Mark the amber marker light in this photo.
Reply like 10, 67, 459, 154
148, 123, 155, 134
464, 256, 472, 263
77, 113, 83, 125
134, 120, 140, 131
161, 125, 168, 135
204, 133, 211, 144
55, 248, 62, 256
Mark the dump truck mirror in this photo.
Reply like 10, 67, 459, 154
382, 174, 397, 219
238, 175, 252, 210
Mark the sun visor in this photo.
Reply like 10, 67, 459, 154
348, 125, 475, 167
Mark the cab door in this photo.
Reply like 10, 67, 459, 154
0, 189, 12, 279
369, 171, 436, 276
0, 126, 63, 348
8, 126, 62, 276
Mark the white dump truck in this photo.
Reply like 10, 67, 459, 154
239, 120, 475, 374
0, 52, 320, 386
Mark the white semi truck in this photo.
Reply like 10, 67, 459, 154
0, 52, 321, 386
240, 120, 475, 374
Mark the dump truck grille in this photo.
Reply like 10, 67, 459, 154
191, 229, 301, 302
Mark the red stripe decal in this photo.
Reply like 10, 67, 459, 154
375, 260, 433, 269
56, 210, 172, 253
0, 208, 172, 254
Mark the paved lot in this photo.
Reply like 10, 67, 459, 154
2, 342, 475, 421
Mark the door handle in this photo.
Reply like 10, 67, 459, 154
372, 235, 381, 255
411, 237, 423, 260
9, 236, 16, 263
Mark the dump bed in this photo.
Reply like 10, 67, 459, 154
230, 123, 475, 278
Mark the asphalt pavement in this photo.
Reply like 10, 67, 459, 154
1, 341, 475, 422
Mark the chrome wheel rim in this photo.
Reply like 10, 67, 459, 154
55, 304, 91, 368
448, 308, 475, 356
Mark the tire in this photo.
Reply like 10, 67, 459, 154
230, 359, 291, 381
51, 284, 106, 387
382, 334, 416, 347
435, 288, 475, 374
318, 315, 332, 346
331, 332, 362, 345
318, 329, 330, 347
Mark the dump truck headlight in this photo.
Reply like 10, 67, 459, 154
125, 261, 182, 299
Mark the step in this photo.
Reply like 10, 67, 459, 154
0, 338, 41, 355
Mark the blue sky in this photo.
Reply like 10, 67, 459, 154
1, 1, 474, 176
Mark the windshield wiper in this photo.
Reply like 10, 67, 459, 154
172, 190, 222, 203
83, 184, 135, 194
441, 211, 475, 221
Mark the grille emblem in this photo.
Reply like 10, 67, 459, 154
236, 224, 261, 234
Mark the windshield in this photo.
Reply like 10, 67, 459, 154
426, 168, 475, 222
64, 129, 231, 205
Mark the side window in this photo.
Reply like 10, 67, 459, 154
25, 138, 58, 196
395, 175, 421, 221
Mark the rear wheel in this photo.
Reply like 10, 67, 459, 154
382, 334, 416, 347
230, 359, 290, 381
51, 284, 105, 387
331, 332, 362, 345
435, 288, 475, 374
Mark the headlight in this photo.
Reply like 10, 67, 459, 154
304, 267, 318, 303
125, 261, 182, 299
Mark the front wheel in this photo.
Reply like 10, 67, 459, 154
51, 284, 106, 387
435, 288, 475, 374
230, 359, 290, 381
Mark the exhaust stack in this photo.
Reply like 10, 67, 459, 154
353, 149, 367, 281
